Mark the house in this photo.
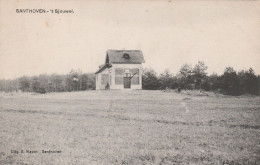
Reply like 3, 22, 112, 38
95, 49, 145, 90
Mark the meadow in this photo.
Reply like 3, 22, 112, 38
0, 90, 259, 165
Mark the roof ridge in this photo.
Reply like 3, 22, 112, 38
107, 49, 141, 52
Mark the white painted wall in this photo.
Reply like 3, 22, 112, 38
95, 68, 110, 90
96, 63, 143, 90
110, 63, 143, 90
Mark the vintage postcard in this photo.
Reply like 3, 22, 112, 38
0, 0, 259, 164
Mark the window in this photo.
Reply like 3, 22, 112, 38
115, 68, 123, 85
131, 76, 139, 85
130, 68, 139, 76
123, 53, 130, 59
101, 74, 109, 85
115, 68, 123, 75
131, 68, 139, 85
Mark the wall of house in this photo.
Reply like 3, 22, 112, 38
95, 68, 110, 90
96, 64, 143, 90
110, 63, 143, 90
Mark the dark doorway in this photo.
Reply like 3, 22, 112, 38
124, 77, 131, 88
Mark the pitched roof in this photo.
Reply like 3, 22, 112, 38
95, 64, 111, 74
106, 50, 145, 64
95, 49, 145, 74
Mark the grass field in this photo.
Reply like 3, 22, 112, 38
0, 90, 259, 165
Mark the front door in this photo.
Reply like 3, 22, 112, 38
124, 77, 131, 88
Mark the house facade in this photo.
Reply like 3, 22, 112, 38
95, 50, 145, 90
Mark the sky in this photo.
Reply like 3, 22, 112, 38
0, 0, 259, 79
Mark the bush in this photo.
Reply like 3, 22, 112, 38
142, 68, 159, 90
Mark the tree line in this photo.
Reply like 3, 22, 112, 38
0, 69, 95, 93
0, 62, 259, 96
142, 61, 260, 96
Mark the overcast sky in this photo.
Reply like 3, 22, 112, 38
0, 0, 259, 79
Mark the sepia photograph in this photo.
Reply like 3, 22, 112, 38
0, 0, 259, 164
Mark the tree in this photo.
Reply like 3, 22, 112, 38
142, 68, 159, 90
193, 61, 208, 89
179, 64, 194, 89
158, 69, 178, 89
238, 68, 258, 95
205, 73, 219, 91
82, 73, 96, 90
50, 74, 65, 92
65, 69, 81, 91
193, 61, 208, 76
0, 70, 96, 93
179, 64, 193, 78
220, 67, 241, 95
0, 79, 18, 92
18, 76, 31, 92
